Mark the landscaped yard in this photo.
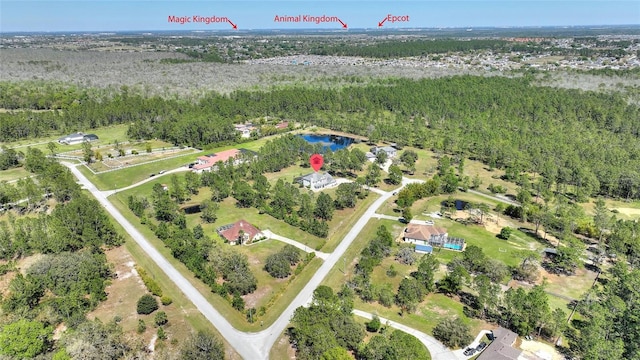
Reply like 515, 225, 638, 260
320, 217, 487, 345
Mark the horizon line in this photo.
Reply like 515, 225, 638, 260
2, 24, 640, 34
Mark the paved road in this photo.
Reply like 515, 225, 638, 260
64, 163, 264, 359
256, 178, 418, 356
261, 230, 329, 260
353, 310, 459, 360
68, 162, 457, 359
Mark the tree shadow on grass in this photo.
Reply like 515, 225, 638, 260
518, 227, 556, 248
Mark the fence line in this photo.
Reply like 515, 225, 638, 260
83, 148, 200, 175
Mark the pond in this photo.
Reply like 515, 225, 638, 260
299, 134, 356, 152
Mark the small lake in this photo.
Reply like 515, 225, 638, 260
299, 134, 356, 151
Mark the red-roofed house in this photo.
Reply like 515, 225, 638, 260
275, 121, 289, 130
217, 220, 264, 245
192, 149, 242, 173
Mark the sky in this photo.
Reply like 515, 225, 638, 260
0, 1, 638, 32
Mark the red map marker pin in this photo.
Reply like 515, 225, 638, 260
310, 154, 324, 172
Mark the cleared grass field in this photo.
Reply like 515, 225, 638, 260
78, 134, 283, 191
87, 148, 199, 173
0, 167, 31, 182
79, 151, 203, 190
4, 124, 130, 153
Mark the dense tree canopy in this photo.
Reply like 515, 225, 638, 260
4, 76, 640, 200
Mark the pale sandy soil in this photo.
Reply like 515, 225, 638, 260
519, 339, 564, 360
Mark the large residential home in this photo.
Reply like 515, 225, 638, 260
217, 220, 264, 245
192, 149, 243, 173
370, 146, 397, 158
295, 172, 337, 190
403, 223, 466, 252
477, 327, 522, 360
57, 132, 99, 145
234, 123, 257, 138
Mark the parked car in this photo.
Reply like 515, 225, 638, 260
476, 342, 487, 351
464, 347, 477, 356
487, 332, 495, 341
149, 173, 155, 177
159, 170, 166, 174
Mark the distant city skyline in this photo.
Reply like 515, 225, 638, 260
1, 1, 638, 32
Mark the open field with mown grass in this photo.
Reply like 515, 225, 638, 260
78, 151, 203, 190
581, 197, 640, 221
0, 167, 31, 182
77, 134, 281, 190
87, 148, 199, 173
3, 124, 130, 153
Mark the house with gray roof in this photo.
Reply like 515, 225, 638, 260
371, 146, 397, 158
295, 172, 337, 190
57, 132, 99, 145
477, 327, 522, 360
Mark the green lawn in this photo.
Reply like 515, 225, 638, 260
79, 135, 288, 191
401, 146, 520, 198
323, 218, 403, 290
78, 150, 204, 190
319, 217, 486, 339
436, 219, 537, 267
5, 124, 130, 153
323, 192, 381, 252
236, 240, 324, 314
0, 167, 31, 182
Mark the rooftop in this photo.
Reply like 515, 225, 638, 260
477, 327, 522, 360
404, 223, 447, 241
193, 148, 242, 170
217, 220, 261, 243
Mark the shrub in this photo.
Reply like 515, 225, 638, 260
157, 327, 167, 341
432, 317, 473, 348
137, 294, 159, 315
498, 226, 513, 240
488, 183, 507, 194
161, 296, 173, 306
366, 315, 381, 333
246, 308, 257, 323
135, 266, 162, 297
137, 319, 146, 334
232, 293, 245, 311
154, 311, 168, 326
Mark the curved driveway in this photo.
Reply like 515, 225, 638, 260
353, 310, 460, 360
67, 162, 456, 359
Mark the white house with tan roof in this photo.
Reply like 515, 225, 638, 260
403, 223, 466, 252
